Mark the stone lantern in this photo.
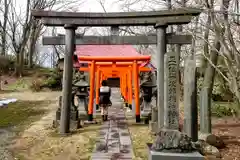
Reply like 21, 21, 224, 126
72, 74, 90, 114
140, 75, 156, 124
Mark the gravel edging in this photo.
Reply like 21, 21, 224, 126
0, 128, 16, 160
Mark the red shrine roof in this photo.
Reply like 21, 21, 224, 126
140, 62, 156, 70
73, 45, 155, 70
75, 45, 140, 57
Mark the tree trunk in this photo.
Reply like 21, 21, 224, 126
200, 10, 211, 76
175, 0, 186, 100
1, 0, 10, 56
28, 28, 36, 68
28, 20, 41, 68
15, 52, 20, 77
200, 0, 229, 134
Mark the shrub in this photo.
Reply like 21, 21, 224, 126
29, 68, 62, 91
197, 77, 233, 102
43, 69, 62, 89
211, 102, 240, 117
29, 79, 43, 92
0, 55, 15, 74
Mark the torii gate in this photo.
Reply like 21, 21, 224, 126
32, 8, 201, 134
78, 56, 151, 122
78, 58, 153, 122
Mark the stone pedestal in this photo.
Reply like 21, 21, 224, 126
53, 119, 82, 130
84, 119, 98, 124
70, 110, 79, 121
149, 121, 158, 133
147, 143, 204, 160
56, 108, 61, 120
150, 106, 158, 133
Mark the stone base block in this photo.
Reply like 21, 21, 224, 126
149, 121, 157, 133
55, 108, 61, 120
84, 120, 98, 124
70, 110, 79, 121
70, 119, 82, 130
52, 119, 82, 130
147, 143, 204, 160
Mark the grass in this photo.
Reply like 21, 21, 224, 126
126, 116, 155, 160
210, 101, 240, 117
6, 78, 30, 91
0, 100, 49, 128
3, 67, 54, 92
13, 115, 102, 160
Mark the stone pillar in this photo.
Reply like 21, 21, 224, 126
111, 25, 119, 44
200, 87, 211, 133
150, 52, 199, 155
60, 24, 76, 135
183, 58, 198, 142
164, 52, 179, 130
155, 25, 167, 130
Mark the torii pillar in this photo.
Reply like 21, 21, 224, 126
60, 24, 76, 135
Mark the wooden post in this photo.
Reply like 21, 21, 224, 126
100, 71, 103, 86
120, 75, 123, 99
122, 73, 125, 101
133, 60, 141, 122
125, 72, 129, 106
128, 69, 133, 109
95, 69, 100, 110
88, 60, 95, 121
60, 24, 76, 134
183, 58, 198, 141
123, 73, 126, 102
111, 25, 119, 44
124, 73, 128, 102
200, 87, 211, 133
155, 25, 167, 129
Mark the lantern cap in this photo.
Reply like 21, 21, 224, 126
73, 75, 89, 87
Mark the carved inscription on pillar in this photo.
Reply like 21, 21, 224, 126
164, 52, 179, 130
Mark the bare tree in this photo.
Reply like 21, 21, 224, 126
0, 0, 11, 56
6, 0, 86, 75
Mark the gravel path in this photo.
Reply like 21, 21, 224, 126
91, 88, 133, 160
92, 103, 133, 160
0, 128, 16, 160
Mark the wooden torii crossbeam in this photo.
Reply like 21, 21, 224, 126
31, 8, 201, 26
42, 34, 192, 45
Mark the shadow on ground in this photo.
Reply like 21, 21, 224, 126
0, 89, 19, 94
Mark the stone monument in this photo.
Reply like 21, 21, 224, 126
53, 94, 82, 130
72, 73, 89, 115
140, 73, 156, 124
52, 72, 86, 130
148, 52, 203, 160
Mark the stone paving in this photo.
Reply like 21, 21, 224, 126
91, 89, 133, 160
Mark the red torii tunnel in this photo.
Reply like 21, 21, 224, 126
78, 55, 151, 122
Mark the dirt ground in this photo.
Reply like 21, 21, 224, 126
127, 115, 240, 160
1, 87, 239, 160
212, 117, 240, 160
0, 91, 100, 160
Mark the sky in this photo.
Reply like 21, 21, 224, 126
14, 0, 201, 68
